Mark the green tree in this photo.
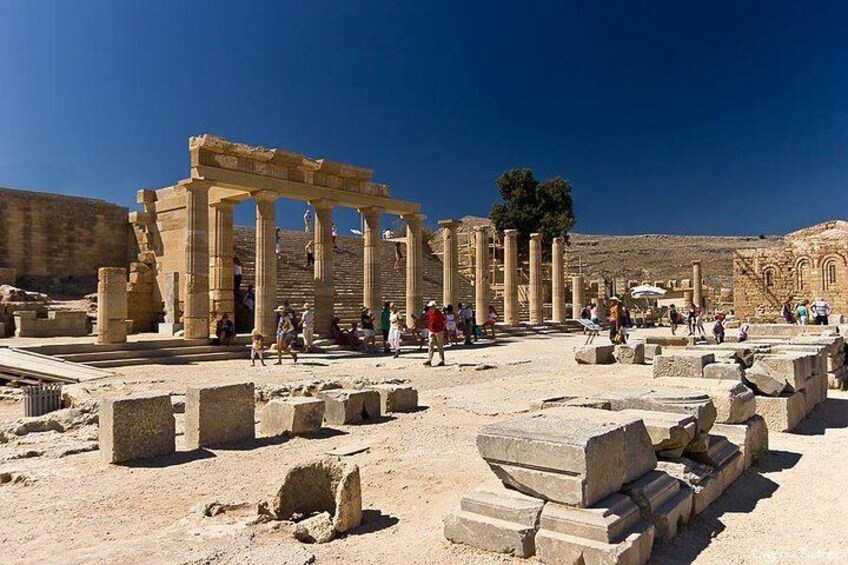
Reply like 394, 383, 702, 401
490, 169, 575, 253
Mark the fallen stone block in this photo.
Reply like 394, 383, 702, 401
535, 494, 655, 565
688, 435, 740, 470
755, 392, 805, 432
318, 389, 381, 425
293, 511, 336, 544
443, 481, 545, 558
712, 415, 768, 469
600, 387, 717, 435
818, 371, 829, 404
614, 342, 645, 365
99, 391, 175, 464
644, 344, 662, 362
260, 397, 325, 437
622, 470, 694, 542
653, 377, 756, 425
789, 335, 844, 357
753, 354, 808, 392
702, 362, 744, 382
772, 345, 828, 377
618, 409, 697, 455
653, 353, 715, 379
574, 344, 615, 365
656, 457, 723, 516
743, 361, 788, 396
801, 376, 823, 413
273, 457, 362, 533
185, 382, 255, 449
367, 384, 418, 413
686, 345, 754, 367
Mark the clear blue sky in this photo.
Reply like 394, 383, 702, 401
1, 1, 846, 235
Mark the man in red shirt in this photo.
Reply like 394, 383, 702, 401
424, 300, 446, 367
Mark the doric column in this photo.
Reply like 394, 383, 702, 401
182, 180, 210, 339
474, 225, 490, 321
552, 236, 566, 323
503, 229, 519, 325
438, 219, 460, 308
209, 198, 236, 333
402, 213, 425, 327
529, 232, 543, 325
692, 260, 703, 307
571, 274, 585, 320
254, 190, 278, 340
312, 199, 335, 336
361, 207, 383, 329
96, 267, 127, 344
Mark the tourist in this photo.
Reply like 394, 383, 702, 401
410, 311, 425, 351
694, 305, 706, 337
243, 285, 256, 313
621, 306, 633, 342
274, 305, 298, 364
331, 316, 357, 348
686, 303, 697, 336
445, 304, 459, 346
300, 302, 314, 353
713, 318, 726, 344
381, 301, 391, 353
668, 304, 679, 335
275, 227, 282, 255
796, 300, 810, 325
608, 297, 625, 344
580, 305, 591, 320
360, 306, 377, 352
215, 313, 236, 345
305, 240, 314, 267
461, 302, 475, 345
738, 323, 750, 343
303, 209, 313, 233
812, 297, 831, 325
382, 228, 393, 240
332, 224, 338, 249
388, 302, 404, 358
471, 306, 480, 342
394, 240, 403, 270
781, 299, 795, 324
590, 303, 599, 325
250, 329, 266, 366
233, 256, 243, 294
484, 305, 498, 339
424, 301, 446, 367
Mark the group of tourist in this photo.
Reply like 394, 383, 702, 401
580, 298, 634, 344
782, 297, 832, 326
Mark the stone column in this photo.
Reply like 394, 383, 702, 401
683, 289, 694, 306
182, 180, 210, 339
474, 225, 491, 322
402, 213, 425, 327
503, 229, 519, 325
438, 219, 460, 308
529, 233, 543, 325
571, 274, 585, 320
96, 267, 127, 344
254, 190, 278, 340
692, 260, 703, 307
361, 207, 383, 329
209, 199, 236, 333
312, 199, 335, 336
552, 236, 566, 323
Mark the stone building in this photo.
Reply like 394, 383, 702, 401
733, 220, 848, 319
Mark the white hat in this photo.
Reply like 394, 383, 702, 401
610, 296, 620, 302
427, 300, 437, 307
274, 306, 286, 313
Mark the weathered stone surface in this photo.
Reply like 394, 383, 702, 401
801, 376, 821, 414
653, 377, 756, 424
743, 361, 788, 396
293, 511, 336, 544
99, 391, 175, 464
703, 363, 744, 381
753, 354, 809, 392
688, 435, 740, 470
653, 353, 715, 379
712, 416, 769, 469
574, 344, 615, 365
618, 409, 697, 454
622, 470, 693, 542
686, 345, 754, 367
644, 343, 662, 362
367, 384, 418, 413
755, 392, 806, 432
444, 481, 545, 558
601, 387, 717, 434
185, 382, 255, 449
260, 397, 325, 437
273, 457, 362, 533
614, 342, 645, 365
318, 389, 381, 425
535, 495, 655, 565
656, 458, 722, 516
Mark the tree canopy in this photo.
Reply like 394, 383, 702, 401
490, 168, 575, 253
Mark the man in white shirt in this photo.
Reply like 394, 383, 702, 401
300, 303, 315, 352
303, 209, 313, 233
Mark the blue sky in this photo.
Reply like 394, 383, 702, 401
1, 1, 846, 235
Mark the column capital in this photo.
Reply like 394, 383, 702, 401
438, 218, 461, 229
473, 224, 490, 234
210, 197, 239, 209
692, 259, 702, 266
178, 178, 212, 192
310, 198, 337, 210
358, 206, 384, 218
553, 236, 565, 244
253, 189, 278, 202
401, 212, 426, 223
530, 232, 542, 240
503, 228, 517, 237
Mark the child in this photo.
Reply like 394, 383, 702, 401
712, 318, 725, 344
250, 329, 266, 366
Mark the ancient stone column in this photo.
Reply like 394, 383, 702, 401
182, 180, 210, 339
438, 219, 460, 308
503, 229, 519, 325
96, 267, 127, 344
571, 274, 585, 321
529, 233, 543, 325
361, 207, 383, 330
209, 198, 236, 333
402, 213, 425, 327
692, 260, 703, 307
312, 199, 335, 336
254, 190, 278, 340
474, 225, 490, 321
683, 289, 694, 306
552, 236, 566, 323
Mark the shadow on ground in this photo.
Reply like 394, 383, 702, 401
792, 398, 848, 436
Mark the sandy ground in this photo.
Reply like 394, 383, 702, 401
1, 328, 847, 564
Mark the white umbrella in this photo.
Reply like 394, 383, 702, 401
630, 285, 667, 299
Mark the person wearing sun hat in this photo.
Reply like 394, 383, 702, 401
300, 302, 315, 352
608, 296, 625, 344
250, 328, 266, 367
274, 305, 298, 364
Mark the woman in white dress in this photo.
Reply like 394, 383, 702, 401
445, 304, 458, 346
388, 302, 404, 358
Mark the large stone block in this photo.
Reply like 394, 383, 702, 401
686, 345, 754, 367
754, 354, 809, 392
185, 382, 255, 449
535, 495, 655, 565
318, 389, 381, 425
712, 416, 769, 469
260, 397, 325, 437
601, 387, 717, 434
703, 362, 744, 381
652, 377, 756, 425
444, 481, 545, 558
653, 353, 715, 379
618, 409, 697, 457
656, 456, 735, 516
755, 392, 805, 432
644, 343, 662, 362
688, 435, 740, 470
622, 470, 693, 542
614, 342, 645, 365
801, 376, 821, 414
575, 344, 615, 365
367, 384, 418, 413
744, 361, 788, 397
99, 391, 175, 464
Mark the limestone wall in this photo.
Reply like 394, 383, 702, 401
0, 187, 132, 295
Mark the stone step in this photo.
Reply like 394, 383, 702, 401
85, 350, 250, 368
